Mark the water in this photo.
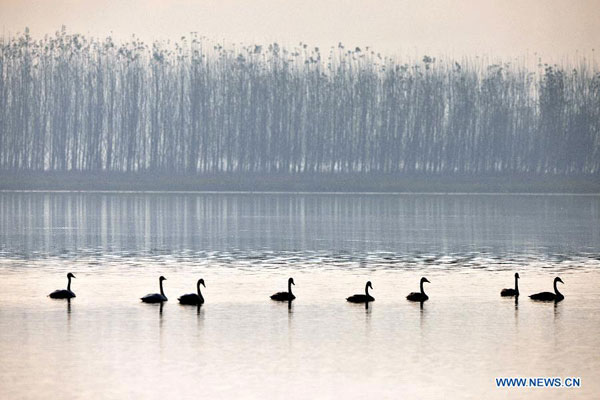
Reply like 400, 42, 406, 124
0, 192, 599, 399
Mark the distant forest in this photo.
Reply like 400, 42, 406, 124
1, 28, 599, 176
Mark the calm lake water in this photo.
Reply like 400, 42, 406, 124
0, 191, 599, 399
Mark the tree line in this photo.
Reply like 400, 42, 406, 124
1, 28, 599, 175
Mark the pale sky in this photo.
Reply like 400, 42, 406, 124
1, 0, 599, 60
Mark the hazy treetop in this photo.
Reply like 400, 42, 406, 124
0, 0, 598, 61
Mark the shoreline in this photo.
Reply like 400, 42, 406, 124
1, 171, 599, 194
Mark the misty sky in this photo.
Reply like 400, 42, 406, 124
1, 0, 599, 59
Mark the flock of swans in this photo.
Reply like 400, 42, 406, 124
49, 271, 565, 304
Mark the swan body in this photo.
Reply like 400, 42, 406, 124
501, 272, 520, 297
530, 277, 564, 302
179, 278, 205, 305
49, 272, 76, 299
141, 276, 168, 303
347, 281, 374, 303
407, 277, 430, 302
271, 277, 296, 301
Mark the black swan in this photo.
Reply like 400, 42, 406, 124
141, 276, 168, 303
271, 277, 296, 301
530, 277, 564, 302
406, 277, 430, 302
501, 272, 520, 297
347, 281, 374, 303
179, 278, 205, 305
49, 272, 76, 299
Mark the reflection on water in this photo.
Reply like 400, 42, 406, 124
1, 192, 599, 266
0, 192, 599, 399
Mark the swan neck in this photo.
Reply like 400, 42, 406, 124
365, 283, 370, 297
67, 276, 71, 291
515, 276, 519, 294
197, 281, 202, 297
554, 280, 561, 296
288, 280, 293, 295
159, 279, 165, 297
420, 280, 426, 295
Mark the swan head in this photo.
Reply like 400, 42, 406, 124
159, 276, 167, 282
515, 273, 520, 279
367, 281, 373, 290
67, 272, 76, 279
198, 278, 205, 287
555, 277, 564, 285
421, 277, 430, 284
288, 277, 295, 286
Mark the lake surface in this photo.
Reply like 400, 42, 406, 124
0, 191, 599, 399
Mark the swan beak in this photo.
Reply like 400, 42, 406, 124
557, 278, 564, 284
424, 278, 430, 283
201, 281, 206, 287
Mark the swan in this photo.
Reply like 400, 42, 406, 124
49, 272, 76, 299
501, 272, 520, 297
529, 277, 564, 302
141, 276, 168, 303
271, 277, 296, 301
407, 277, 430, 302
346, 281, 374, 303
178, 278, 205, 305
